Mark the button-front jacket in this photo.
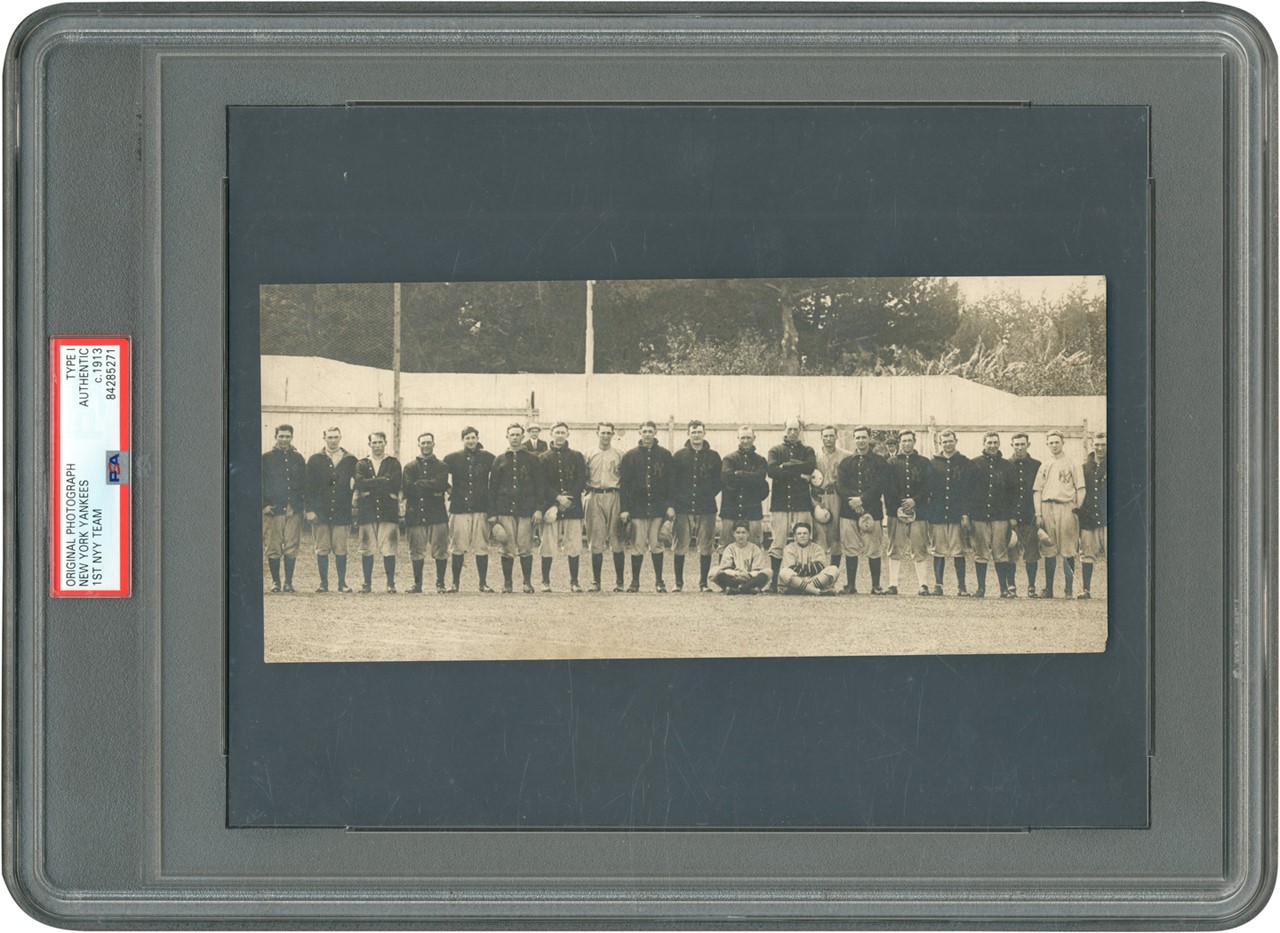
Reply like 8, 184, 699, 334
442, 446, 495, 514
489, 447, 546, 518
927, 452, 970, 524
966, 449, 1018, 522
619, 441, 673, 518
304, 448, 358, 524
884, 450, 932, 516
835, 450, 886, 521
671, 440, 723, 515
262, 445, 307, 513
402, 454, 450, 526
1079, 452, 1108, 528
355, 455, 402, 524
767, 438, 818, 513
523, 438, 549, 454
1008, 454, 1042, 524
540, 443, 588, 520
719, 446, 769, 521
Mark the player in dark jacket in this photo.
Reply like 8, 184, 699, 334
720, 427, 770, 549
619, 421, 675, 592
489, 424, 546, 593
883, 430, 932, 596
304, 426, 358, 593
262, 424, 308, 593
835, 426, 887, 594
539, 423, 588, 592
1007, 432, 1042, 597
1077, 432, 1107, 599
354, 432, 402, 593
966, 433, 1020, 597
670, 421, 723, 591
766, 419, 818, 589
401, 432, 451, 593
442, 428, 496, 592
926, 429, 972, 596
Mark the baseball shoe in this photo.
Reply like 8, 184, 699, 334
588, 582, 601, 592
819, 587, 838, 596
972, 588, 985, 598
314, 585, 329, 593
871, 586, 886, 596
673, 583, 683, 593
522, 583, 535, 594
268, 583, 281, 594
627, 582, 640, 593
884, 586, 898, 595
655, 582, 667, 594
337, 584, 353, 594
436, 584, 448, 594
932, 585, 944, 597
386, 584, 397, 594
501, 583, 514, 594
281, 583, 295, 593
540, 582, 552, 593
359, 584, 372, 594
918, 585, 931, 596
699, 584, 711, 593
570, 582, 584, 593
444, 584, 458, 594
956, 588, 971, 598
478, 584, 495, 593
1008, 587, 1019, 598
841, 585, 858, 595
1026, 589, 1038, 598
1076, 590, 1092, 600
999, 590, 1011, 599
406, 584, 423, 594
1064, 586, 1074, 599
723, 585, 741, 596
613, 584, 625, 593
1040, 589, 1054, 599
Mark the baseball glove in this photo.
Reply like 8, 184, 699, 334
896, 505, 916, 523
543, 504, 559, 525
489, 521, 509, 545
809, 468, 825, 489
858, 512, 876, 533
1007, 528, 1020, 551
813, 503, 832, 525
1037, 527, 1053, 548
658, 519, 674, 549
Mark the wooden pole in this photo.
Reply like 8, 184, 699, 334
584, 279, 595, 376
392, 282, 402, 459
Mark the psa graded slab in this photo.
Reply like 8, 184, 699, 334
4, 5, 1275, 929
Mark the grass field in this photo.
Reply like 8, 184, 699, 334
263, 533, 1108, 663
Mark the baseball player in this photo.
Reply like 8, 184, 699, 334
1077, 431, 1107, 599
835, 426, 887, 594
354, 431, 402, 593
618, 420, 674, 592
262, 424, 307, 593
883, 429, 932, 596
523, 422, 549, 454
967, 432, 1019, 598
778, 521, 840, 595
539, 422, 587, 593
926, 429, 972, 597
712, 521, 771, 595
442, 426, 496, 592
670, 420, 722, 592
1033, 430, 1086, 598
303, 426, 358, 593
813, 425, 851, 567
766, 418, 818, 591
1007, 432, 1042, 597
489, 423, 546, 593
719, 426, 769, 550
401, 431, 451, 593
584, 422, 627, 592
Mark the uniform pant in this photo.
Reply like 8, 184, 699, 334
887, 517, 929, 561
720, 519, 763, 549
584, 491, 624, 554
630, 517, 665, 555
714, 569, 770, 592
778, 564, 841, 593
312, 522, 349, 557
929, 522, 966, 558
840, 516, 884, 558
448, 512, 489, 556
408, 523, 449, 561
358, 521, 398, 557
812, 491, 841, 555
769, 510, 814, 558
539, 518, 584, 557
263, 511, 302, 558
971, 520, 1011, 563
1039, 500, 1080, 558
673, 514, 716, 556
494, 515, 535, 558
1080, 526, 1107, 562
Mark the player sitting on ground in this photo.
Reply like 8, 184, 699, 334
712, 521, 771, 595
777, 522, 840, 595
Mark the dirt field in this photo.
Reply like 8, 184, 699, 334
263, 536, 1108, 663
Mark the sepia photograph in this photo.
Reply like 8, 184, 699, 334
259, 274, 1108, 663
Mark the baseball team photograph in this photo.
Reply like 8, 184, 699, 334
258, 275, 1108, 663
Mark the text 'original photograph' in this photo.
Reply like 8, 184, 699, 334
259, 274, 1108, 663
